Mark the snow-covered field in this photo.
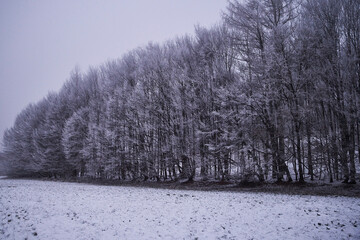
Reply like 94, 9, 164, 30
0, 179, 359, 240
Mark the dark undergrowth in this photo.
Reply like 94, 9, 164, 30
2, 176, 360, 198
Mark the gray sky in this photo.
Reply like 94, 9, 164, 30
0, 0, 227, 148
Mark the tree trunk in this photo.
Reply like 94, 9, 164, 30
339, 114, 350, 183
292, 139, 298, 181
200, 138, 207, 177
296, 124, 304, 182
279, 133, 292, 182
357, 121, 360, 164
349, 123, 356, 184
307, 125, 314, 180
332, 139, 339, 181
326, 136, 334, 183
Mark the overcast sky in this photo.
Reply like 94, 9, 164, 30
0, 0, 227, 148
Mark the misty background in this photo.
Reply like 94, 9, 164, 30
0, 0, 227, 148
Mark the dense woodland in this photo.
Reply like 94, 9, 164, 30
1, 0, 359, 183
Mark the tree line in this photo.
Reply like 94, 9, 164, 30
2, 0, 359, 183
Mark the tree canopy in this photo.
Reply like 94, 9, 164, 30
2, 0, 359, 184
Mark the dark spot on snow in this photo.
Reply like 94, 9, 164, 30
32, 232, 37, 236
318, 223, 321, 226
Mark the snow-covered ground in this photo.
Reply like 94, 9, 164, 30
0, 179, 359, 240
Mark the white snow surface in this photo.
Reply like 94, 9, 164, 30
0, 179, 359, 240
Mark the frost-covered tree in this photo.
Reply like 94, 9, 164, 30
62, 107, 89, 177
2, 0, 358, 184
